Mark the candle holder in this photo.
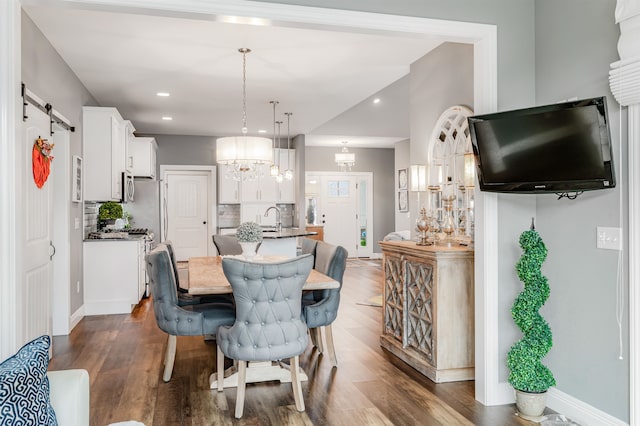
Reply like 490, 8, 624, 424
440, 194, 457, 245
415, 208, 431, 246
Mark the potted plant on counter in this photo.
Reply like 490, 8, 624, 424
236, 221, 263, 260
98, 201, 123, 228
506, 219, 555, 420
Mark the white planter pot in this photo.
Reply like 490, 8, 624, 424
239, 242, 258, 260
515, 389, 547, 420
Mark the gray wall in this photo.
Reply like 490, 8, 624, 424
534, 0, 627, 420
305, 146, 395, 253
151, 134, 217, 172
21, 12, 98, 316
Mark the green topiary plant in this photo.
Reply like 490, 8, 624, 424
98, 201, 123, 220
506, 221, 556, 393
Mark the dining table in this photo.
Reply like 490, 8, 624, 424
187, 255, 339, 390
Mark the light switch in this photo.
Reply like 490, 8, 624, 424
75, 217, 80, 229
596, 226, 622, 250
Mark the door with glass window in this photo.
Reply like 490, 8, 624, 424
306, 172, 373, 258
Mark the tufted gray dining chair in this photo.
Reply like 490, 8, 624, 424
212, 234, 243, 255
299, 237, 318, 257
146, 247, 236, 382
302, 241, 348, 367
163, 241, 232, 306
216, 255, 313, 418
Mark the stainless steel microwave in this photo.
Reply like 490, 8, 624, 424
122, 172, 134, 203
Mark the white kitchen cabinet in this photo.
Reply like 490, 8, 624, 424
218, 168, 240, 203
277, 149, 296, 203
123, 120, 136, 173
129, 136, 157, 179
241, 203, 277, 227
83, 239, 145, 315
241, 164, 277, 202
82, 106, 125, 201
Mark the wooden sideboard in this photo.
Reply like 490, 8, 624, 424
379, 240, 474, 383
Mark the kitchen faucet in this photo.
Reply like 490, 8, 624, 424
264, 206, 282, 232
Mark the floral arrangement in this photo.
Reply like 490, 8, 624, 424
236, 221, 263, 243
32, 136, 55, 188
35, 136, 55, 161
507, 222, 555, 393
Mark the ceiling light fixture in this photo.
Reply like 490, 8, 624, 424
373, 98, 381, 104
284, 112, 293, 180
161, 116, 173, 121
335, 141, 355, 171
216, 48, 273, 181
156, 92, 170, 97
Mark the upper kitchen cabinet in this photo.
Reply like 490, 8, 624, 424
241, 164, 278, 203
218, 168, 240, 204
123, 120, 136, 173
82, 106, 125, 201
129, 137, 157, 179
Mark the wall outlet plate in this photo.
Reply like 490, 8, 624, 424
596, 226, 622, 250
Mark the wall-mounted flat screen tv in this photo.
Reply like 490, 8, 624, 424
468, 96, 615, 194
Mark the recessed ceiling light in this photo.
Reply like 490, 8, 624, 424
373, 98, 381, 104
258, 129, 267, 133
156, 92, 170, 97
162, 116, 173, 121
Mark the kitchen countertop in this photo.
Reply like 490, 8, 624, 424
261, 228, 317, 239
84, 233, 148, 242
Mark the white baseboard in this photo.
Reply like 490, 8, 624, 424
547, 387, 627, 426
489, 383, 627, 425
69, 306, 84, 333
370, 252, 382, 259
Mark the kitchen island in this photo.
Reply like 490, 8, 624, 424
258, 228, 318, 258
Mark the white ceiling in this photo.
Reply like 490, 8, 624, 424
23, 3, 444, 148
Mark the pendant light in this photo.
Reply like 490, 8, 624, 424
216, 48, 273, 181
284, 112, 294, 180
275, 120, 284, 183
269, 100, 279, 177
335, 141, 355, 171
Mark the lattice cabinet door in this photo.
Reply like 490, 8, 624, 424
404, 256, 435, 364
383, 253, 404, 342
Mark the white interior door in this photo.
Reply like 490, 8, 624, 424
23, 104, 53, 342
164, 171, 210, 261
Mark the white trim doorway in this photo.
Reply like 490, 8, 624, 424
4, 0, 502, 406
159, 165, 217, 258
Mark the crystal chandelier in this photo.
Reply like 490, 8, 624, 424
335, 141, 355, 171
216, 48, 273, 181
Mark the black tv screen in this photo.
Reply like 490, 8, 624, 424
468, 97, 615, 194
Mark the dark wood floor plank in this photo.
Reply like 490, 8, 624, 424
50, 260, 537, 426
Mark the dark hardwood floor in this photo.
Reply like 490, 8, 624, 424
49, 260, 535, 426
